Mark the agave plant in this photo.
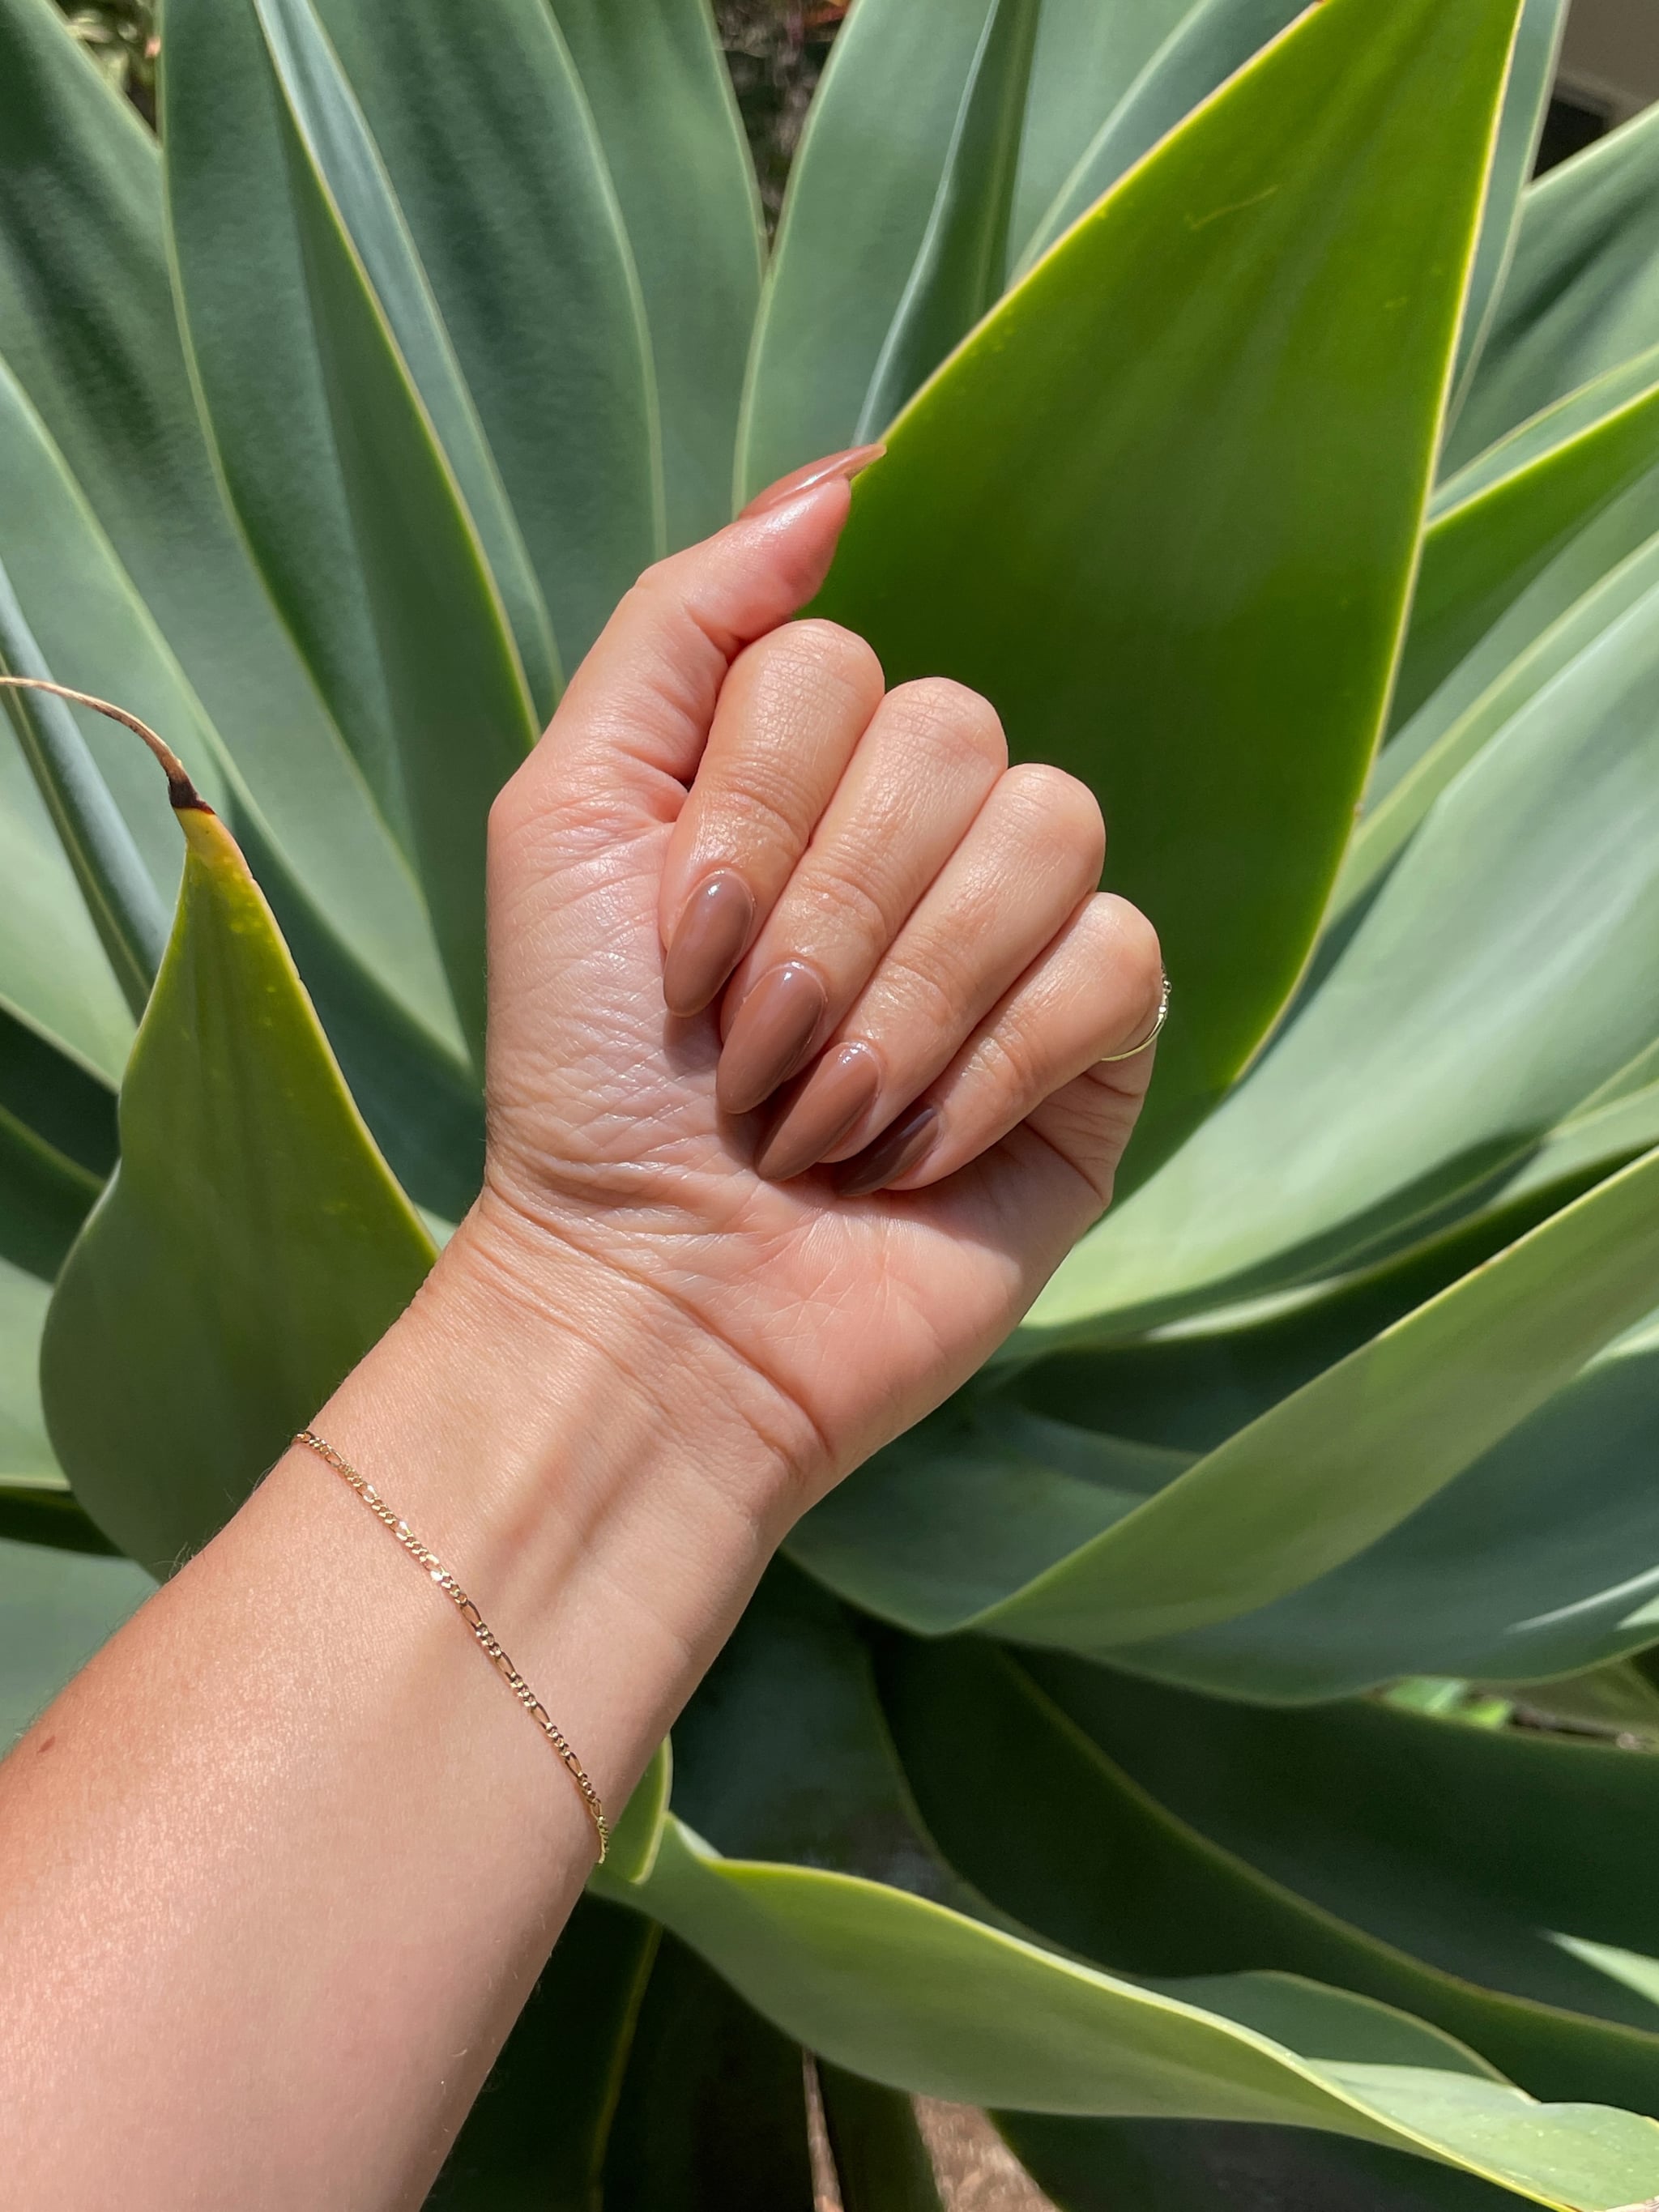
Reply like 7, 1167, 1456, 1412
4, 0, 1659, 2202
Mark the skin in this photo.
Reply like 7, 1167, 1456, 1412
0, 461, 1161, 2210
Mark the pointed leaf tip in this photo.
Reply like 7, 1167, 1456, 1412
0, 676, 208, 814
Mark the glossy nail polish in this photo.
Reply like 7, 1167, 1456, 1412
663, 870, 755, 1017
740, 442, 885, 519
716, 962, 829, 1115
754, 1042, 882, 1183
833, 1103, 940, 1198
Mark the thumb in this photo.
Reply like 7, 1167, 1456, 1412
524, 445, 884, 816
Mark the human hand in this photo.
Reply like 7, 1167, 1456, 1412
468, 451, 1163, 1510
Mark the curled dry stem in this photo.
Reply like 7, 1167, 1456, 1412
0, 674, 206, 810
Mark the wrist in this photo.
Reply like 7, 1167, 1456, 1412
282, 1185, 800, 1813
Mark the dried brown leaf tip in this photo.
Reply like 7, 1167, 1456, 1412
0, 675, 210, 811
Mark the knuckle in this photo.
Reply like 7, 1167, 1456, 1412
737, 617, 883, 708
885, 676, 1009, 769
881, 941, 970, 1033
979, 1017, 1040, 1099
1000, 762, 1105, 855
787, 862, 891, 946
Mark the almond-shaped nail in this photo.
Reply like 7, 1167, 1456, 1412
740, 442, 885, 519
663, 870, 755, 1017
754, 1042, 882, 1183
716, 961, 828, 1115
833, 1104, 940, 1199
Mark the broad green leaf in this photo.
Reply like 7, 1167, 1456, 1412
602, 1931, 817, 2211
1111, 1318, 1659, 1703
550, 0, 764, 547
165, 0, 543, 1060
0, 1527, 151, 1748
813, 0, 1520, 1183
1022, 1658, 1659, 2073
1342, 528, 1659, 925
0, 663, 168, 1021
1006, 0, 1194, 259
883, 1643, 1659, 2126
0, 343, 482, 1217
792, 1148, 1659, 1650
1013, 0, 1310, 279
1449, 101, 1659, 473
41, 787, 434, 1571
1400, 350, 1659, 728
819, 2061, 945, 2212
610, 1619, 1659, 2205
1004, 2112, 1526, 2210
428, 1894, 659, 2210
645, 1578, 1659, 2209
1034, 554, 1659, 1328
254, 0, 557, 715
310, 0, 662, 661
1447, 0, 1567, 420
855, 0, 1042, 445
0, 0, 453, 1044
735, 0, 1007, 500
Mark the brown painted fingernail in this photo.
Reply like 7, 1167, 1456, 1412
754, 1042, 882, 1183
716, 961, 828, 1115
663, 870, 755, 1017
740, 442, 885, 519
833, 1104, 940, 1199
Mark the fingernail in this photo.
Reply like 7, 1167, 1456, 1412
754, 1042, 882, 1183
740, 442, 885, 519
833, 1104, 940, 1199
663, 870, 755, 1017
716, 961, 828, 1115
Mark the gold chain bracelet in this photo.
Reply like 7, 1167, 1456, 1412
294, 1429, 608, 1862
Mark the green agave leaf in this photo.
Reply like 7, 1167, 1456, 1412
853, 0, 1041, 445
1446, 0, 1567, 421
1003, 2111, 1529, 2210
608, 1585, 1659, 2207
427, 1894, 659, 2210
0, 1255, 53, 1485
549, 0, 764, 547
1034, 546, 1659, 1330
1449, 101, 1659, 474
0, 1526, 151, 1749
1110, 1315, 1659, 1703
1341, 529, 1659, 926
819, 2061, 945, 2212
602, 1931, 816, 2211
0, 0, 452, 1045
0, 1005, 113, 1284
1030, 1659, 1659, 2076
735, 0, 1009, 500
883, 1641, 1659, 2129
254, 0, 557, 715
1013, 0, 1310, 279
0, 343, 484, 1217
309, 0, 661, 663
791, 1147, 1659, 1650
0, 661, 168, 1023
0, 1091, 99, 1283
1007, 0, 1193, 261
41, 782, 434, 1571
165, 0, 542, 1062
813, 0, 1520, 1184
0, 1001, 115, 1190
1401, 348, 1659, 729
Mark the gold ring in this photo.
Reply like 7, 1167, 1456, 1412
1098, 970, 1170, 1063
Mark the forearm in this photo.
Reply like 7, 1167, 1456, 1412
0, 1206, 794, 2210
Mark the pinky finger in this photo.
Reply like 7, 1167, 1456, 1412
838, 893, 1164, 1200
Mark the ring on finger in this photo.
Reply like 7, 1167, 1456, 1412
1098, 970, 1170, 1063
